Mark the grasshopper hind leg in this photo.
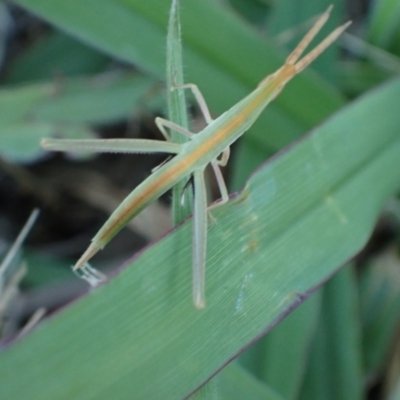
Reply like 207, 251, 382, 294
192, 169, 208, 308
173, 83, 213, 125
155, 117, 194, 141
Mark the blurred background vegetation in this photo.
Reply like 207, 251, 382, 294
0, 0, 400, 399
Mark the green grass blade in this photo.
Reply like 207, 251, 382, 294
166, 0, 192, 223
189, 362, 285, 400
368, 0, 400, 48
0, 73, 158, 125
299, 267, 363, 400
0, 123, 94, 162
0, 72, 399, 398
189, 379, 220, 400
226, 0, 269, 26
218, 363, 286, 400
251, 292, 321, 399
338, 61, 395, 97
4, 31, 109, 84
360, 247, 400, 374
0, 74, 158, 160
0, 83, 52, 125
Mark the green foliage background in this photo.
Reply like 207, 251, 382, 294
0, 0, 400, 399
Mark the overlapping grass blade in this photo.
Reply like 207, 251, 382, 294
0, 74, 158, 160
166, 0, 192, 223
299, 268, 363, 400
240, 292, 321, 399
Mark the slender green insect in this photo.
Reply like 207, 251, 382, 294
41, 6, 350, 308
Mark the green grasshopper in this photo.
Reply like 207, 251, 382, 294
41, 6, 350, 308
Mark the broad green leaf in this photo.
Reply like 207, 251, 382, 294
0, 71, 399, 399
